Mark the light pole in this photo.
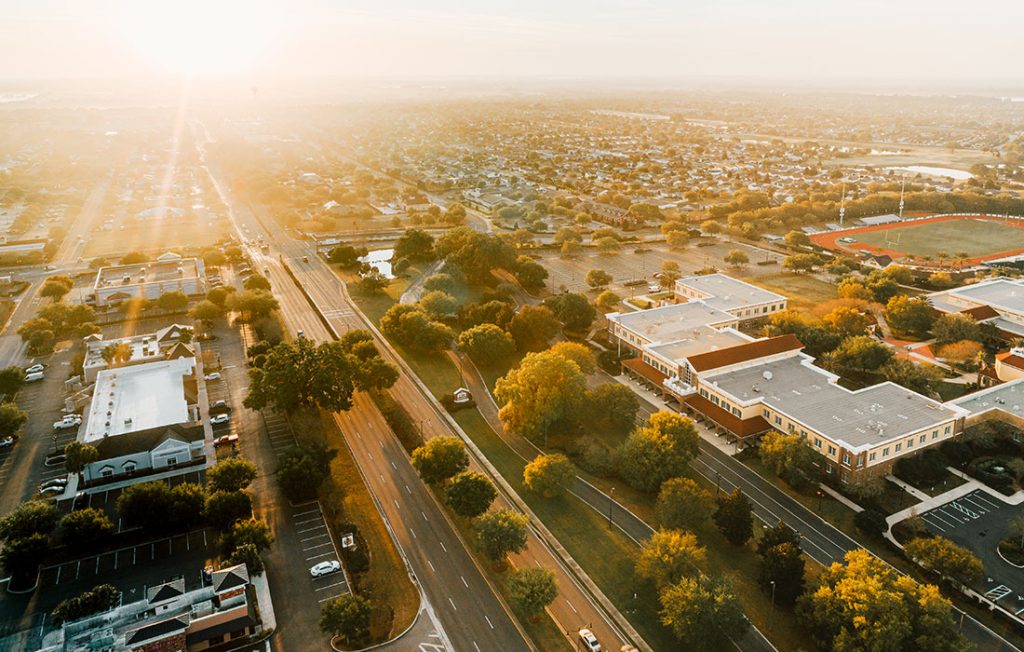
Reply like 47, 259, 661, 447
816, 489, 823, 511
716, 471, 721, 495
769, 580, 777, 634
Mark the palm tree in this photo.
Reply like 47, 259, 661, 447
101, 342, 132, 367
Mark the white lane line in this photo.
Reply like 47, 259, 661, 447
421, 511, 428, 522
461, 576, 468, 588
484, 615, 494, 629
448, 597, 457, 610
405, 485, 411, 494
315, 581, 347, 591
473, 642, 480, 652
393, 499, 400, 510
301, 534, 329, 542
427, 560, 435, 573
921, 515, 947, 532
293, 507, 321, 517
294, 517, 324, 526
439, 541, 447, 553
303, 543, 333, 551
410, 528, 417, 539
566, 599, 578, 614
297, 525, 327, 533
391, 461, 397, 470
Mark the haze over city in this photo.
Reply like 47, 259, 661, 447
1, 3, 1024, 652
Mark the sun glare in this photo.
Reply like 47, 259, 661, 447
118, 0, 281, 75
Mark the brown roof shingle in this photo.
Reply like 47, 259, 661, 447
687, 334, 803, 373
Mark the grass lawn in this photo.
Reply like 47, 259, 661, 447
289, 409, 420, 642
852, 218, 1024, 260
341, 270, 411, 325
741, 272, 837, 312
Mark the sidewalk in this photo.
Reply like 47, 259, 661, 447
885, 474, 931, 502
251, 571, 277, 632
610, 373, 742, 457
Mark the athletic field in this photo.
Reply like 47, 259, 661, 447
811, 215, 1024, 266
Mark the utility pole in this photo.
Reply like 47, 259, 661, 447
898, 175, 906, 219
839, 181, 846, 227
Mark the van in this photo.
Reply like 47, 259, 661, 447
24, 372, 44, 383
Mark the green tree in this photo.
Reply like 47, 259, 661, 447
226, 289, 279, 322
243, 274, 272, 292
548, 341, 596, 374
319, 594, 372, 644
411, 436, 469, 485
584, 383, 639, 432
544, 292, 597, 332
885, 295, 936, 336
822, 335, 894, 376
617, 412, 700, 492
0, 366, 24, 398
761, 542, 806, 606
434, 227, 517, 284
157, 290, 190, 312
586, 269, 613, 289
354, 355, 400, 392
798, 549, 969, 652
905, 536, 984, 585
1, 532, 50, 581
595, 236, 621, 254
224, 519, 273, 554
51, 585, 120, 625
276, 445, 333, 502
714, 489, 754, 546
514, 256, 548, 291
881, 358, 943, 394
457, 324, 515, 365
60, 508, 114, 546
822, 306, 872, 338
189, 299, 223, 331
656, 478, 714, 532
444, 470, 497, 519
327, 244, 368, 268
40, 276, 73, 300
508, 305, 559, 352
117, 481, 174, 532
380, 304, 454, 352
595, 290, 621, 309
508, 567, 558, 620
724, 249, 749, 267
0, 402, 27, 438
418, 290, 459, 320
204, 491, 253, 531
659, 576, 748, 651
474, 509, 529, 566
785, 230, 811, 247
636, 529, 706, 589
393, 229, 435, 263
782, 253, 822, 273
756, 521, 801, 557
207, 457, 258, 493
758, 432, 817, 489
244, 338, 361, 413
120, 251, 149, 264
169, 483, 205, 531
0, 500, 59, 541
226, 541, 265, 575
523, 453, 575, 497
933, 313, 981, 345
494, 350, 588, 441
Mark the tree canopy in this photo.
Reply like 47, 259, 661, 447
495, 349, 588, 441
617, 411, 700, 492
411, 436, 469, 485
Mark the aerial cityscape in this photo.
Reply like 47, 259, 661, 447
0, 1, 1024, 651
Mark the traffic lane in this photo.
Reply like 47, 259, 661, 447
296, 253, 627, 649
335, 395, 529, 652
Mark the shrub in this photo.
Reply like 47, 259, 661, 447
854, 509, 888, 538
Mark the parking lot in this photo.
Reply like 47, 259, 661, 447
59, 470, 207, 530
919, 489, 1024, 616
291, 502, 350, 604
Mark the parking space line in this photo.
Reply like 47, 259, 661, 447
315, 580, 347, 591
921, 515, 947, 532
303, 542, 333, 551
925, 510, 959, 529
306, 552, 334, 561
301, 534, 329, 543
297, 525, 326, 534
294, 517, 324, 526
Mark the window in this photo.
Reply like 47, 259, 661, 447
856, 458, 864, 468
712, 395, 719, 405
932, 431, 938, 440
788, 423, 795, 432
895, 443, 901, 452
167, 457, 177, 466
774, 416, 782, 425
842, 453, 851, 465
827, 445, 836, 456
732, 407, 740, 417
122, 461, 137, 473
919, 435, 926, 444
945, 425, 951, 434
883, 447, 890, 457
906, 438, 913, 448
869, 452, 876, 461
814, 438, 822, 449
101, 468, 113, 477
763, 409, 769, 418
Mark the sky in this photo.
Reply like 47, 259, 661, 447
0, 0, 1022, 88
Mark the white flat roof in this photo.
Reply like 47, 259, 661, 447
705, 354, 964, 452
936, 277, 1024, 315
953, 377, 1024, 418
676, 273, 786, 311
646, 327, 751, 365
85, 357, 194, 442
610, 301, 737, 343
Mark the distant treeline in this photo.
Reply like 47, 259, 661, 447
708, 190, 1024, 237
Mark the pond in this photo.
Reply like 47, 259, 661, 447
887, 165, 973, 180
359, 248, 395, 279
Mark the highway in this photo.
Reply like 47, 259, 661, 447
198, 138, 552, 651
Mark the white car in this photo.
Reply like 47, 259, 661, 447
40, 476, 68, 490
38, 485, 64, 497
0, 436, 15, 448
210, 414, 231, 426
53, 416, 82, 430
310, 560, 341, 578
214, 434, 239, 448
578, 629, 601, 652
24, 364, 44, 374
204, 372, 222, 382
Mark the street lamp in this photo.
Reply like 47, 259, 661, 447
816, 489, 823, 511
716, 471, 721, 495
769, 580, 777, 634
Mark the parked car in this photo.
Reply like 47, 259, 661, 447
53, 415, 82, 430
38, 485, 64, 497
0, 436, 16, 448
309, 561, 341, 577
297, 330, 305, 339
204, 372, 222, 382
302, 256, 309, 263
44, 454, 66, 467
214, 434, 239, 448
24, 372, 44, 383
578, 629, 601, 652
210, 414, 231, 426
40, 476, 68, 490
24, 363, 44, 374
210, 400, 232, 414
